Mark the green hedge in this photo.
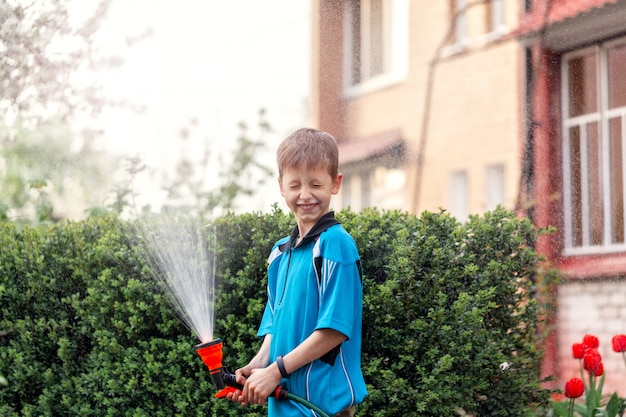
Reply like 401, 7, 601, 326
0, 207, 550, 416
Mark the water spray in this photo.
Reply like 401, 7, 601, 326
195, 339, 331, 417
136, 214, 216, 342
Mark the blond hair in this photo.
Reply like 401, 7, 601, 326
276, 128, 339, 179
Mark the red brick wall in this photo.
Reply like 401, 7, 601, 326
519, 0, 620, 33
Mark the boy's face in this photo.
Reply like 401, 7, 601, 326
279, 164, 342, 234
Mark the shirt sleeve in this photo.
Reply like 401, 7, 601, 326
314, 229, 362, 339
257, 241, 284, 337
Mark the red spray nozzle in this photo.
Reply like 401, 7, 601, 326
195, 339, 224, 373
195, 339, 236, 394
195, 338, 248, 398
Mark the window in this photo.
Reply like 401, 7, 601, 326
449, 170, 469, 221
524, 0, 532, 13
341, 173, 353, 209
346, 0, 384, 85
343, 0, 408, 95
446, 0, 505, 54
562, 39, 626, 254
485, 164, 505, 211
340, 172, 371, 211
486, 0, 505, 35
449, 0, 467, 47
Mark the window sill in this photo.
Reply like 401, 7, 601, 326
343, 71, 407, 99
479, 25, 509, 44
563, 243, 626, 257
442, 27, 509, 58
558, 250, 626, 280
441, 41, 469, 59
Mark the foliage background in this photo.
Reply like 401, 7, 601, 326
0, 207, 552, 416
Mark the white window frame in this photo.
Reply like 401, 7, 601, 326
341, 173, 353, 209
454, 0, 468, 46
561, 38, 626, 255
342, 0, 408, 97
485, 163, 505, 211
442, 0, 469, 56
444, 0, 508, 55
340, 171, 372, 211
449, 170, 469, 221
485, 0, 507, 40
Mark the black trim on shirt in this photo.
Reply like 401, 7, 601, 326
278, 211, 340, 252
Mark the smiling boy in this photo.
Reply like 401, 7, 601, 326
228, 128, 367, 417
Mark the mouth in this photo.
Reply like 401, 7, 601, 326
298, 203, 318, 211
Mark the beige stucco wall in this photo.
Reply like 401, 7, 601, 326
421, 39, 522, 215
327, 0, 522, 217
340, 0, 445, 146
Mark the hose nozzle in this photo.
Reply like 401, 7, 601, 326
195, 338, 287, 400
195, 339, 238, 393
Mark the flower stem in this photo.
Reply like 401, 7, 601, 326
567, 398, 574, 417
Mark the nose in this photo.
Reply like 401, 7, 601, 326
300, 185, 313, 199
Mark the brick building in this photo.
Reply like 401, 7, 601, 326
311, 0, 626, 394
519, 0, 626, 394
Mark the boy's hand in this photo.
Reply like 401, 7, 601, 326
225, 335, 274, 406
241, 362, 283, 405
224, 364, 254, 405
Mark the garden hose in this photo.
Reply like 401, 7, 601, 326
283, 391, 330, 417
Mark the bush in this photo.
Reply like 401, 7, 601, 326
347, 208, 548, 416
0, 207, 550, 416
0, 217, 212, 416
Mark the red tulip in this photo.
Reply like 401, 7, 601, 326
583, 334, 599, 349
612, 334, 626, 353
593, 361, 604, 377
572, 342, 586, 359
583, 348, 602, 374
564, 377, 585, 399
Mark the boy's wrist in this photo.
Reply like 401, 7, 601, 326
275, 355, 291, 378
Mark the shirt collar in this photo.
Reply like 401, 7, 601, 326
279, 211, 340, 251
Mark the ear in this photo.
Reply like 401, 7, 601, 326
331, 173, 343, 195
278, 177, 284, 197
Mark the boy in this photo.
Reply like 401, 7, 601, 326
228, 128, 368, 416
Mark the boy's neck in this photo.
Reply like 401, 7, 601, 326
292, 212, 338, 247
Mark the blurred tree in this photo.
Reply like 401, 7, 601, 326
0, 0, 144, 224
159, 108, 274, 218
0, 1, 275, 223
218, 109, 274, 211
0, 124, 113, 224
0, 0, 117, 129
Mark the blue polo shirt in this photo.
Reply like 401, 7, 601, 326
258, 212, 368, 417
